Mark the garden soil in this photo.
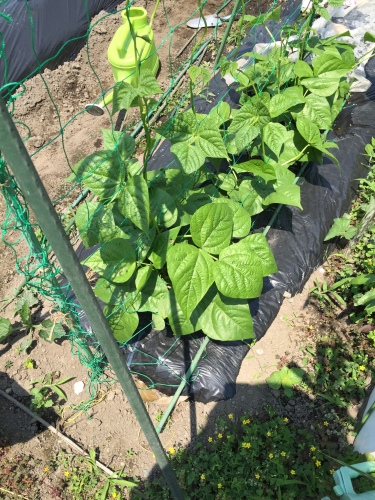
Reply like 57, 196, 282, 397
0, 0, 372, 498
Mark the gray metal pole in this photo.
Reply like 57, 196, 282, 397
0, 96, 185, 500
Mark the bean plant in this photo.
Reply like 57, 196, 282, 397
68, 2, 374, 343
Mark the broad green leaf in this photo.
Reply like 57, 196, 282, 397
101, 129, 135, 161
301, 77, 340, 97
217, 173, 236, 193
150, 227, 180, 269
83, 242, 135, 284
315, 5, 330, 20
188, 65, 211, 85
38, 319, 65, 342
104, 306, 139, 342
226, 126, 260, 155
112, 69, 162, 113
156, 110, 196, 143
0, 317, 12, 342
364, 32, 375, 43
228, 99, 270, 133
301, 94, 333, 130
324, 215, 351, 241
288, 367, 305, 385
167, 293, 196, 336
296, 115, 321, 145
152, 314, 165, 331
167, 244, 214, 318
19, 337, 33, 354
266, 370, 282, 390
199, 292, 254, 341
94, 277, 139, 306
294, 60, 313, 78
71, 151, 123, 199
117, 175, 149, 232
190, 203, 233, 255
100, 239, 137, 283
150, 187, 178, 229
19, 301, 32, 327
312, 54, 353, 76
170, 142, 205, 174
135, 266, 153, 291
263, 122, 288, 159
129, 226, 156, 262
269, 93, 305, 118
275, 166, 296, 186
355, 289, 375, 307
234, 160, 276, 182
196, 117, 228, 159
212, 198, 251, 238
208, 101, 231, 125
214, 242, 264, 299
136, 272, 170, 317
263, 184, 302, 209
75, 202, 103, 247
237, 234, 277, 276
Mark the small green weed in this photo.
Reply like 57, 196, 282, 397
52, 449, 137, 499
133, 409, 373, 499
29, 373, 73, 412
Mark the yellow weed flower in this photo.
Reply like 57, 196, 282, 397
112, 493, 117, 499
323, 421, 329, 426
269, 453, 274, 459
169, 447, 176, 455
208, 437, 213, 442
281, 451, 286, 457
201, 474, 206, 481
64, 471, 70, 477
330, 469, 335, 474
227, 435, 231, 439
309, 325, 313, 330
255, 473, 260, 479
312, 456, 316, 460
242, 419, 251, 425
283, 418, 289, 423
310, 446, 316, 452
44, 467, 49, 472
218, 483, 223, 489
359, 365, 366, 371
242, 442, 251, 449
228, 413, 234, 419
218, 433, 223, 439
267, 431, 272, 437
315, 460, 322, 467
290, 470, 296, 475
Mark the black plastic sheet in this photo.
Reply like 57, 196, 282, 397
38, 1, 375, 402
0, 0, 123, 90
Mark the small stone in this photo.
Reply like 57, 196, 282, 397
319, 267, 325, 274
288, 399, 295, 406
30, 136, 45, 148
72, 63, 81, 70
107, 391, 116, 401
5, 387, 12, 394
283, 291, 292, 298
255, 349, 264, 356
73, 381, 85, 395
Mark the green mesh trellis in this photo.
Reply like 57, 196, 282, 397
0, 0, 316, 403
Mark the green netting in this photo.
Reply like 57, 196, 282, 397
0, 0, 351, 402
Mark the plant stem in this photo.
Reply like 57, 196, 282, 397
281, 145, 308, 167
149, 0, 161, 28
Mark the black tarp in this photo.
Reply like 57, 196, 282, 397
0, 0, 123, 90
